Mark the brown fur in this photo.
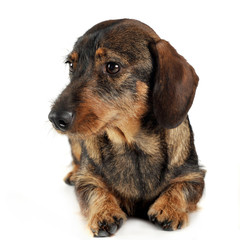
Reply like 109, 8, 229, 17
148, 182, 190, 230
49, 19, 205, 237
148, 171, 205, 230
165, 119, 191, 167
151, 40, 199, 128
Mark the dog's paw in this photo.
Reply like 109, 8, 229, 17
64, 171, 75, 186
148, 202, 188, 231
89, 208, 126, 237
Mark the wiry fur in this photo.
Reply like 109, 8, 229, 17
49, 19, 205, 237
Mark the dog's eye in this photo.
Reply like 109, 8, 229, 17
65, 61, 74, 72
106, 62, 120, 74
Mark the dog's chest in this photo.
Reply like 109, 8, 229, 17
100, 142, 165, 200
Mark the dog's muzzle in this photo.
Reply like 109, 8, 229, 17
48, 110, 74, 132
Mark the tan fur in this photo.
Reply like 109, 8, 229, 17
136, 81, 148, 96
106, 127, 127, 144
170, 171, 206, 185
111, 117, 141, 144
106, 81, 148, 145
64, 163, 79, 184
165, 118, 190, 167
68, 51, 79, 70
70, 51, 78, 61
95, 48, 105, 56
148, 183, 189, 230
71, 88, 118, 138
88, 189, 127, 237
75, 172, 107, 216
95, 48, 129, 66
75, 172, 127, 236
69, 137, 82, 162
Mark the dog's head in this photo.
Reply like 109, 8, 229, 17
49, 19, 198, 139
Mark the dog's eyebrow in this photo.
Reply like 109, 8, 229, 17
96, 48, 105, 56
95, 47, 129, 66
66, 51, 79, 63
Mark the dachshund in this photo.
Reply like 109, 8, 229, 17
48, 19, 205, 237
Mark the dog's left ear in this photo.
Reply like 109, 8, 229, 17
150, 40, 199, 129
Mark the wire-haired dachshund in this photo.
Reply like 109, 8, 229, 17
49, 19, 205, 237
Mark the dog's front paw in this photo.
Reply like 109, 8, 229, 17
148, 202, 188, 231
89, 208, 126, 237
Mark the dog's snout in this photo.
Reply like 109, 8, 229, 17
48, 110, 74, 132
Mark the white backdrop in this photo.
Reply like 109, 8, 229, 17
0, 0, 240, 239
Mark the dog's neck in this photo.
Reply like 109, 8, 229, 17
106, 117, 141, 145
81, 110, 166, 160
104, 114, 161, 155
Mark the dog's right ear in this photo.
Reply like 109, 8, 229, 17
150, 40, 199, 129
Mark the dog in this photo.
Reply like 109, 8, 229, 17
48, 19, 205, 237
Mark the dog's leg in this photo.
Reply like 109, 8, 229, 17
148, 172, 205, 231
75, 174, 127, 237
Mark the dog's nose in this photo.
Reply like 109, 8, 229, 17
48, 110, 74, 132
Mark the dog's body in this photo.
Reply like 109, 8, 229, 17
49, 19, 205, 237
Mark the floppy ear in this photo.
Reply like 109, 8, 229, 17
150, 40, 199, 129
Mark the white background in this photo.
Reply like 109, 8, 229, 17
0, 0, 240, 239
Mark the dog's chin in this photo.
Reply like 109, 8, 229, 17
50, 124, 68, 135
66, 123, 110, 140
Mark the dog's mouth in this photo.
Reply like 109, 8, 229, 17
66, 113, 119, 139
